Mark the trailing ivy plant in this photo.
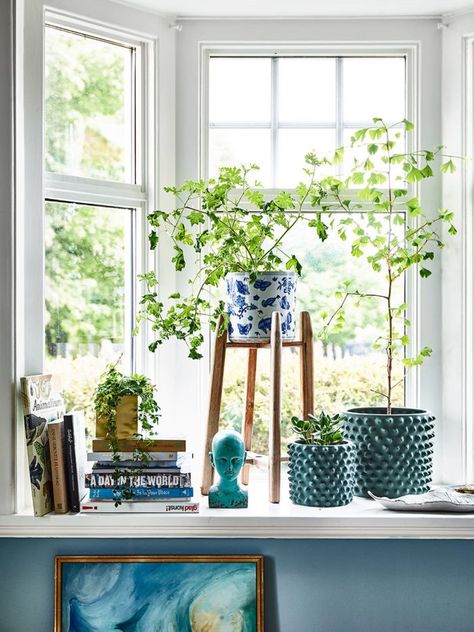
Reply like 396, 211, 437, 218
136, 162, 330, 359
291, 411, 344, 446
312, 118, 459, 414
94, 363, 160, 504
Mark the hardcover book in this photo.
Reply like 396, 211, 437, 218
21, 374, 64, 422
85, 471, 192, 488
87, 452, 178, 462
80, 499, 200, 513
47, 420, 69, 514
64, 412, 87, 513
24, 414, 53, 516
91, 438, 186, 452
89, 487, 194, 500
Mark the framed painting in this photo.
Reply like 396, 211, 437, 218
54, 554, 264, 631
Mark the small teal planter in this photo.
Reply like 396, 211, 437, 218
343, 407, 435, 498
288, 441, 355, 507
226, 271, 297, 340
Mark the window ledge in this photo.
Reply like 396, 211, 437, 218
1, 496, 474, 539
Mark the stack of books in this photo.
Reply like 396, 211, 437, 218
22, 374, 88, 516
81, 438, 199, 513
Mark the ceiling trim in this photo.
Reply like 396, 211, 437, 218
443, 5, 474, 19
107, 0, 474, 22
108, 0, 176, 19
175, 15, 441, 21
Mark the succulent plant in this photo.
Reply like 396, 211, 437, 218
291, 411, 344, 446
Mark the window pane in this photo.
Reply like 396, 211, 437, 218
343, 58, 405, 124
44, 202, 133, 443
209, 129, 272, 185
209, 58, 271, 124
278, 58, 336, 123
276, 128, 335, 187
45, 26, 134, 182
221, 217, 405, 456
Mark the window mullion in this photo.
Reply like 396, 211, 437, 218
336, 57, 344, 150
271, 57, 278, 189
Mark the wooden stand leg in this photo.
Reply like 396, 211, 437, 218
300, 311, 314, 419
269, 311, 282, 503
201, 316, 227, 495
242, 347, 257, 486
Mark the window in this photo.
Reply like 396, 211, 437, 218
207, 55, 407, 455
43, 20, 149, 444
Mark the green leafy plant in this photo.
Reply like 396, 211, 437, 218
291, 411, 344, 446
137, 162, 329, 359
93, 363, 160, 503
313, 118, 460, 413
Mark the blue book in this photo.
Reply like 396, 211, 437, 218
89, 486, 194, 500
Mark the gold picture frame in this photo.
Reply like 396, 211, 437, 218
54, 554, 264, 631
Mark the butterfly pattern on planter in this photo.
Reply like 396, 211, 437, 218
226, 272, 297, 340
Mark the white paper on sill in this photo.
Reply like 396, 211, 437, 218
368, 487, 474, 512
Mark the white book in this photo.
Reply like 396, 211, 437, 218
80, 498, 200, 514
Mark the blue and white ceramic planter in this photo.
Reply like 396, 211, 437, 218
226, 271, 297, 340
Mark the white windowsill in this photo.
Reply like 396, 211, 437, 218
1, 492, 474, 539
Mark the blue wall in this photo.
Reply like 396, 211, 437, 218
0, 539, 473, 631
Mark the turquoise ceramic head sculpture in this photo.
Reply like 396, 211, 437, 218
209, 430, 248, 508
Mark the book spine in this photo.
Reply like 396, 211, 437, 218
92, 439, 186, 452
89, 487, 194, 500
47, 423, 69, 514
86, 472, 192, 489
81, 501, 200, 513
64, 415, 79, 512
87, 451, 177, 466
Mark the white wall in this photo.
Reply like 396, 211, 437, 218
0, 0, 14, 513
175, 18, 446, 479
442, 12, 474, 483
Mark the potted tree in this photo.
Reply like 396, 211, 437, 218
137, 163, 329, 359
313, 118, 459, 498
288, 411, 355, 507
94, 363, 160, 501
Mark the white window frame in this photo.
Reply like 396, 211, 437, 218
13, 0, 170, 515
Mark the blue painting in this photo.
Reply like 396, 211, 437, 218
55, 556, 263, 631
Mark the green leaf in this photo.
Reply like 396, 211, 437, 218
286, 255, 302, 276
188, 211, 205, 225
441, 159, 456, 174
148, 230, 158, 250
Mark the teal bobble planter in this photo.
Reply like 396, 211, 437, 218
343, 407, 435, 499
288, 441, 355, 507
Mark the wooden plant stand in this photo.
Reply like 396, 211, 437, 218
200, 311, 314, 503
